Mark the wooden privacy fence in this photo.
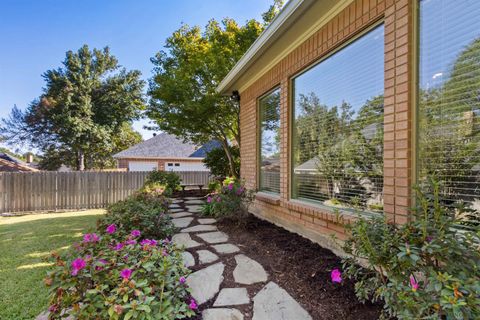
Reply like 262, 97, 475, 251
0, 171, 212, 214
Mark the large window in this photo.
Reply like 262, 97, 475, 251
418, 0, 480, 226
259, 88, 281, 194
291, 25, 384, 213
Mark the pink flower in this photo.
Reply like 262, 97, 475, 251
83, 233, 100, 243
113, 242, 124, 251
410, 275, 419, 292
216, 196, 221, 202
140, 239, 157, 247
179, 276, 186, 284
71, 258, 86, 276
188, 298, 198, 310
125, 239, 137, 245
162, 250, 168, 256
106, 224, 116, 234
227, 183, 234, 190
236, 187, 244, 195
98, 259, 108, 265
91, 233, 100, 242
207, 196, 212, 203
130, 230, 141, 238
331, 269, 342, 283
120, 268, 133, 280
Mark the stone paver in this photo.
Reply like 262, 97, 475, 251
169, 204, 181, 209
214, 288, 250, 306
172, 233, 201, 248
186, 205, 203, 212
181, 224, 218, 233
172, 217, 193, 228
197, 231, 229, 244
198, 218, 216, 224
184, 200, 205, 205
169, 212, 192, 218
252, 282, 312, 320
197, 249, 219, 264
202, 308, 244, 320
233, 254, 268, 285
212, 243, 240, 254
186, 262, 224, 304
169, 208, 184, 213
181, 251, 195, 267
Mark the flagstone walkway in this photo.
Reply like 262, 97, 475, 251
170, 196, 312, 320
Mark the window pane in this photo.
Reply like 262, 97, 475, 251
292, 25, 384, 213
259, 88, 281, 193
418, 0, 480, 226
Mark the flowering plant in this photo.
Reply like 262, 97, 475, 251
45, 232, 196, 319
342, 179, 480, 319
201, 177, 254, 219
97, 194, 175, 241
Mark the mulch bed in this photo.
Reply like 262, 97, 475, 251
217, 214, 383, 320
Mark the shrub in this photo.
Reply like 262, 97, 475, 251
342, 178, 480, 320
143, 171, 181, 195
98, 195, 175, 241
203, 146, 240, 178
45, 231, 196, 319
201, 177, 254, 219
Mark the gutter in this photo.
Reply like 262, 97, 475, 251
216, 0, 308, 94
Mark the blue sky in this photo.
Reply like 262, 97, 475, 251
0, 0, 272, 147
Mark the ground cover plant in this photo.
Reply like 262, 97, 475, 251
45, 228, 196, 320
0, 210, 103, 320
142, 170, 181, 196
201, 177, 254, 219
342, 179, 480, 319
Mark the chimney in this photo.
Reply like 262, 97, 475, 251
25, 153, 33, 163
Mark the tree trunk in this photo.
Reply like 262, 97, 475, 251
78, 151, 85, 171
220, 140, 238, 179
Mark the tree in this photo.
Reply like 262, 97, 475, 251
203, 145, 240, 178
1, 45, 145, 170
147, 1, 284, 178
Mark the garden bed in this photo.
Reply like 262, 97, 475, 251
217, 214, 383, 320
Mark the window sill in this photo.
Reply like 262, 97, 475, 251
255, 192, 281, 205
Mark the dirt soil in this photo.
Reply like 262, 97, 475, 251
217, 214, 383, 320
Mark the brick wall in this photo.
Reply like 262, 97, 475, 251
240, 0, 414, 245
117, 158, 204, 171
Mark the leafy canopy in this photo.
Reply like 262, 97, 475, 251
1, 45, 145, 170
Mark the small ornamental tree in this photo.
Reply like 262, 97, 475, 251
203, 146, 240, 179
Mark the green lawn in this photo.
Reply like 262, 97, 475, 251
0, 210, 105, 320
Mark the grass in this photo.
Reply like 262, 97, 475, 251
0, 210, 105, 320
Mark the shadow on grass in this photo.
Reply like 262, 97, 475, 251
0, 213, 102, 320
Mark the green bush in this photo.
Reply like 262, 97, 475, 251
98, 194, 175, 241
342, 178, 480, 320
45, 231, 196, 319
202, 146, 240, 178
201, 177, 254, 219
143, 171, 181, 195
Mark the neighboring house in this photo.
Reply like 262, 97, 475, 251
217, 0, 480, 253
0, 152, 38, 172
113, 133, 220, 172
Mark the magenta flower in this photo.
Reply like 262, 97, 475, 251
83, 233, 100, 243
188, 298, 198, 310
125, 239, 137, 245
130, 230, 141, 238
227, 183, 234, 190
140, 239, 157, 247
113, 242, 124, 251
207, 196, 212, 203
179, 276, 186, 284
331, 269, 342, 283
92, 233, 100, 242
120, 268, 133, 280
71, 258, 86, 276
98, 259, 108, 265
236, 187, 244, 195
83, 233, 92, 243
216, 196, 221, 202
106, 224, 116, 234
409, 275, 419, 292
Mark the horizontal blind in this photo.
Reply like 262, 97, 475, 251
259, 88, 281, 194
418, 0, 480, 226
292, 25, 384, 213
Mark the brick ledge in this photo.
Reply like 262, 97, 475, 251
255, 192, 281, 205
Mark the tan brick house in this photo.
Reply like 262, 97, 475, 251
114, 133, 219, 172
218, 0, 480, 253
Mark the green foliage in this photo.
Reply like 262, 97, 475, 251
1, 45, 145, 170
342, 179, 480, 320
45, 234, 195, 319
147, 3, 284, 177
202, 178, 254, 219
144, 171, 181, 196
98, 193, 175, 241
207, 180, 222, 193
203, 146, 240, 178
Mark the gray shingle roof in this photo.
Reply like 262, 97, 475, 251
113, 133, 200, 159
